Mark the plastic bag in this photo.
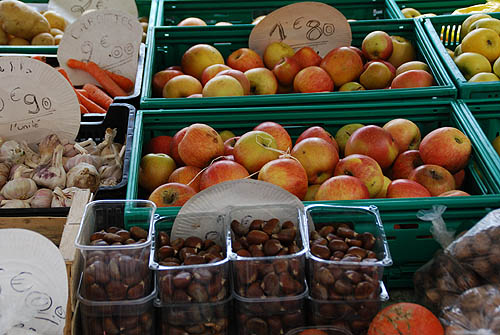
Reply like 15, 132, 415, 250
453, 0, 500, 14
440, 284, 500, 335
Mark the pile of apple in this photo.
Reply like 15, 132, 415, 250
450, 14, 500, 82
138, 118, 473, 207
152, 30, 435, 99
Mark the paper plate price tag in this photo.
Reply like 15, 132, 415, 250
249, 2, 352, 57
0, 57, 80, 145
48, 0, 138, 23
57, 9, 143, 87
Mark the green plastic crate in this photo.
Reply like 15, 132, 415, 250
140, 19, 455, 109
387, 0, 488, 18
422, 13, 500, 99
155, 0, 398, 27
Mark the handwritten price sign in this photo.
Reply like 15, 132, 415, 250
0, 57, 80, 144
48, 0, 138, 23
249, 2, 352, 57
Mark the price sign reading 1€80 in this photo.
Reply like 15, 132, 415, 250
0, 57, 81, 145
249, 2, 352, 58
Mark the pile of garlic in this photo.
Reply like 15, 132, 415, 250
0, 128, 125, 209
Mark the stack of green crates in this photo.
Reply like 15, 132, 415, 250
387, 0, 490, 18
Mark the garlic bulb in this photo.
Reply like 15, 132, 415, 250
52, 187, 78, 207
1, 199, 30, 208
30, 188, 53, 208
63, 143, 79, 158
0, 140, 25, 165
75, 138, 99, 155
99, 144, 125, 186
66, 162, 100, 192
9, 164, 33, 180
64, 154, 102, 172
0, 162, 9, 189
39, 134, 62, 165
21, 141, 41, 168
1, 178, 37, 200
32, 145, 66, 190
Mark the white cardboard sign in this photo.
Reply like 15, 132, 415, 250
249, 2, 352, 57
57, 9, 143, 87
0, 57, 80, 145
48, 0, 138, 24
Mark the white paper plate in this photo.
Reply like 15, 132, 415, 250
0, 229, 68, 335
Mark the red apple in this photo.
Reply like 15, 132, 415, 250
348, 46, 365, 63
138, 153, 176, 192
170, 127, 188, 166
167, 66, 182, 71
295, 126, 339, 153
292, 46, 322, 68
391, 70, 434, 89
454, 169, 465, 189
224, 136, 240, 156
390, 150, 424, 179
181, 44, 225, 80
408, 164, 456, 196
254, 121, 292, 153
178, 123, 225, 168
199, 160, 249, 191
293, 66, 334, 93
383, 118, 421, 154
386, 179, 432, 198
233, 130, 280, 173
291, 137, 339, 185
163, 75, 202, 98
362, 30, 393, 60
216, 69, 251, 95
168, 166, 202, 192
201, 64, 231, 86
315, 175, 370, 200
177, 17, 207, 26
345, 125, 399, 170
375, 176, 391, 198
144, 135, 173, 155
273, 57, 302, 86
419, 127, 472, 173
258, 158, 308, 200
334, 154, 384, 198
153, 69, 183, 97
244, 68, 278, 95
227, 48, 265, 72
438, 190, 470, 197
148, 182, 196, 207
320, 46, 364, 88
187, 93, 203, 98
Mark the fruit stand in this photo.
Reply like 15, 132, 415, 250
1, 1, 500, 335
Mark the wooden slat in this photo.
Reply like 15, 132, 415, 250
0, 216, 66, 245
66, 190, 92, 225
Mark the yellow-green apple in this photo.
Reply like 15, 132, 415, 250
177, 17, 207, 26
375, 176, 391, 198
359, 62, 393, 89
462, 13, 492, 37
461, 28, 500, 62
335, 123, 365, 155
454, 169, 465, 189
320, 46, 364, 88
304, 184, 321, 201
168, 166, 202, 192
419, 126, 472, 173
348, 46, 366, 63
244, 68, 278, 95
148, 182, 196, 207
383, 118, 421, 153
454, 52, 492, 80
438, 190, 470, 197
199, 160, 249, 190
396, 61, 430, 76
170, 127, 188, 166
201, 64, 231, 86
362, 30, 393, 60
178, 123, 225, 168
493, 57, 500, 78
215, 22, 232, 26
454, 44, 463, 58
233, 130, 280, 173
446, 48, 455, 59
469, 72, 500, 82
263, 41, 295, 69
254, 121, 292, 153
144, 135, 173, 155
345, 125, 399, 169
365, 60, 396, 77
401, 8, 421, 18
227, 48, 265, 72
181, 44, 225, 80
408, 164, 456, 196
470, 18, 500, 35
202, 75, 245, 97
216, 69, 251, 95
388, 35, 416, 68
334, 154, 384, 197
296, 126, 339, 153
153, 69, 183, 97
292, 46, 322, 68
386, 179, 431, 198
187, 93, 203, 98
219, 130, 236, 142
391, 70, 434, 89
293, 66, 334, 93
224, 136, 240, 156
390, 149, 423, 179
258, 158, 308, 200
291, 137, 339, 184
138, 153, 176, 192
493, 135, 500, 155
163, 75, 202, 98
339, 82, 365, 91
314, 175, 370, 200
272, 57, 301, 86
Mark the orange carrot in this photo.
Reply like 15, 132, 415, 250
57, 68, 106, 114
77, 89, 89, 98
67, 58, 87, 70
31, 55, 46, 62
83, 83, 112, 110
80, 104, 89, 114
67, 59, 127, 97
57, 67, 73, 85
104, 71, 134, 93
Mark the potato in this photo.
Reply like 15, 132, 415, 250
138, 16, 148, 23
0, 27, 7, 45
8, 37, 29, 45
43, 10, 66, 31
54, 34, 62, 45
0, 0, 50, 40
140, 22, 148, 33
31, 32, 54, 45
50, 28, 63, 37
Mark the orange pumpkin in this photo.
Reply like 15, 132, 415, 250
368, 302, 444, 335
